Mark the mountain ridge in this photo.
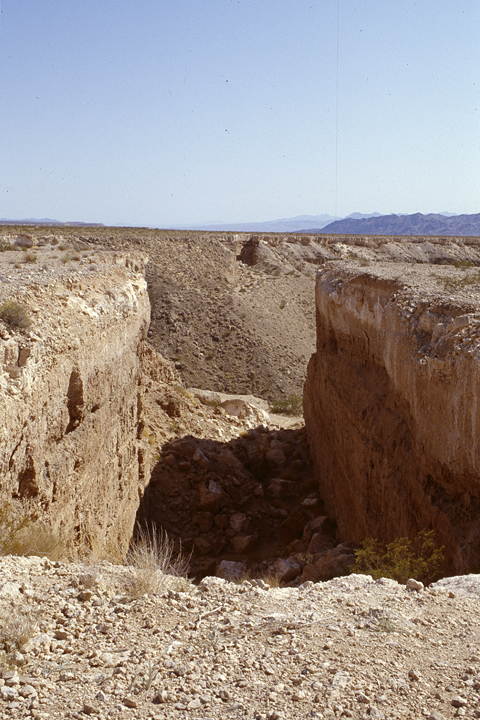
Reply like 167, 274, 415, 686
304, 212, 480, 236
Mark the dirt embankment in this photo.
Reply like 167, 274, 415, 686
0, 247, 151, 556
304, 261, 480, 575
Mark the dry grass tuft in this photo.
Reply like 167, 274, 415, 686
0, 239, 15, 252
375, 598, 408, 635
0, 607, 39, 651
234, 572, 281, 588
123, 525, 191, 598
0, 300, 32, 329
0, 502, 66, 560
172, 384, 194, 400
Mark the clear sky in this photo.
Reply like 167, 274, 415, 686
0, 0, 478, 227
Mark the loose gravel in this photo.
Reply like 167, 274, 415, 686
1, 557, 479, 720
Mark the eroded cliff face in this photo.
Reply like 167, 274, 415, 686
0, 254, 152, 556
304, 262, 480, 573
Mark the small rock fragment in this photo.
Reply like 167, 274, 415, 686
406, 578, 424, 591
356, 693, 370, 703
187, 697, 202, 709
0, 686, 19, 700
451, 696, 468, 708
82, 703, 97, 715
54, 630, 69, 640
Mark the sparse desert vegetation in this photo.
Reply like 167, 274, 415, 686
269, 394, 303, 415
123, 526, 191, 598
0, 300, 31, 329
351, 530, 445, 585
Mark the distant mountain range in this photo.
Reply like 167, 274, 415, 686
184, 211, 480, 235
182, 215, 337, 233
303, 212, 480, 236
0, 218, 104, 226
183, 213, 389, 233
2, 212, 479, 236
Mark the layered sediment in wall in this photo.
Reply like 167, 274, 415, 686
0, 254, 151, 555
304, 262, 480, 574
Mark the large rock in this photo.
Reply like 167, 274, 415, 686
304, 261, 480, 574
216, 560, 246, 580
0, 254, 151, 556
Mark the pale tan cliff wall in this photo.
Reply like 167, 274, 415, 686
304, 262, 480, 573
0, 254, 152, 556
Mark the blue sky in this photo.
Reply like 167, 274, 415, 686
0, 0, 478, 226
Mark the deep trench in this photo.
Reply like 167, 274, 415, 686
134, 425, 351, 584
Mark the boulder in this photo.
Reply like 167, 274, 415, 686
270, 557, 302, 583
307, 532, 336, 555
216, 560, 247, 580
232, 535, 256, 553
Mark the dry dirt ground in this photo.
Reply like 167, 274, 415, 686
1, 556, 480, 720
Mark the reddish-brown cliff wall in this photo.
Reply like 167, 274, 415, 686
304, 262, 480, 573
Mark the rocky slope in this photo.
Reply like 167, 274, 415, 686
0, 556, 480, 720
304, 260, 480, 575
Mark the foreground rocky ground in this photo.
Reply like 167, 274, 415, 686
0, 557, 479, 720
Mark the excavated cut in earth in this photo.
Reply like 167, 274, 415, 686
304, 259, 480, 575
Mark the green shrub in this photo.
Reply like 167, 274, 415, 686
269, 394, 303, 416
0, 300, 31, 329
350, 529, 444, 585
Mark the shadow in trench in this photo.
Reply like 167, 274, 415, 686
134, 424, 341, 582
